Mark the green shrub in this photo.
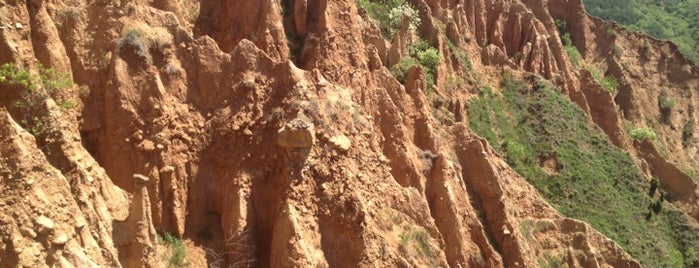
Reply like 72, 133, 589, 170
0, 63, 73, 135
416, 47, 440, 74
629, 127, 657, 141
391, 39, 441, 93
649, 177, 660, 197
399, 229, 434, 261
159, 232, 187, 267
390, 57, 419, 84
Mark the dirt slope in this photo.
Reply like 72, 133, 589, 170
0, 0, 697, 267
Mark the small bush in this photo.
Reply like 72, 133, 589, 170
416, 47, 440, 74
0, 63, 73, 136
391, 39, 441, 92
390, 57, 419, 84
649, 177, 660, 196
629, 127, 657, 141
613, 45, 622, 58
356, 0, 420, 39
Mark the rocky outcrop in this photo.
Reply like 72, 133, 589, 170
113, 174, 159, 268
195, 0, 289, 60
0, 110, 126, 267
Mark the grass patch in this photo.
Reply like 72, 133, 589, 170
585, 66, 618, 94
446, 39, 472, 70
564, 45, 582, 68
467, 74, 699, 267
398, 229, 436, 264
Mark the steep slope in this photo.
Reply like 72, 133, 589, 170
0, 0, 697, 267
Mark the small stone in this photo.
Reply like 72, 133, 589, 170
138, 140, 155, 151
75, 217, 86, 229
502, 225, 511, 235
132, 133, 143, 142
14, 22, 22, 29
156, 144, 164, 150
329, 135, 351, 152
19, 227, 36, 238
35, 216, 54, 234
52, 234, 68, 245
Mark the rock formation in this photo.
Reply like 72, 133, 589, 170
0, 0, 697, 267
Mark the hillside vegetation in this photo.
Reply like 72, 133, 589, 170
582, 0, 699, 64
468, 75, 699, 267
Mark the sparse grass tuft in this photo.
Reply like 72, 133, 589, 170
117, 29, 150, 63
399, 229, 435, 263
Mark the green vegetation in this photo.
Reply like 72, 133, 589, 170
555, 20, 583, 68
446, 39, 472, 70
390, 39, 441, 93
585, 66, 618, 94
355, 0, 420, 39
0, 63, 74, 136
158, 232, 188, 267
658, 89, 675, 121
468, 74, 699, 267
583, 0, 699, 65
629, 126, 658, 141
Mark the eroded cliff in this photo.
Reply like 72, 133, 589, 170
0, 0, 698, 267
